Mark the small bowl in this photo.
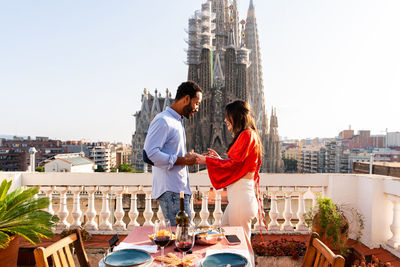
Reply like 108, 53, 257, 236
195, 229, 223, 245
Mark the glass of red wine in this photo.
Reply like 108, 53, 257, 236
153, 219, 172, 261
175, 225, 195, 258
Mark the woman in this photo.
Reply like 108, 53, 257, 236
195, 100, 263, 239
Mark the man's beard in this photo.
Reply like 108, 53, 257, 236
182, 103, 194, 119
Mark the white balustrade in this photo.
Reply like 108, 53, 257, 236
127, 187, 140, 230
267, 187, 280, 231
56, 186, 70, 231
112, 187, 127, 231
212, 189, 223, 227
142, 188, 154, 226
70, 186, 83, 229
199, 187, 210, 227
387, 195, 400, 249
296, 187, 309, 232
84, 186, 98, 231
254, 189, 267, 231
282, 187, 294, 231
99, 186, 112, 231
190, 187, 196, 226
42, 186, 54, 216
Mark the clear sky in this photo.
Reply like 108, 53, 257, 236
1, 0, 399, 144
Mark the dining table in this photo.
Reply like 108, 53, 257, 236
99, 226, 255, 267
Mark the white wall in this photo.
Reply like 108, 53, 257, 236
45, 160, 71, 172
71, 164, 94, 173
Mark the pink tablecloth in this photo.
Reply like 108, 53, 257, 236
122, 226, 254, 266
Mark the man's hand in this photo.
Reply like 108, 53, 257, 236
195, 153, 206, 165
175, 152, 197, 166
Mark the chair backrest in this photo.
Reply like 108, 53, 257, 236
301, 232, 345, 267
34, 229, 90, 267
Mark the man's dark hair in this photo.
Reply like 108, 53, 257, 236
175, 81, 203, 100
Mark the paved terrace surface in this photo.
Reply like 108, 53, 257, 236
17, 233, 400, 267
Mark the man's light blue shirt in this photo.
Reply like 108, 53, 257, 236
143, 107, 191, 199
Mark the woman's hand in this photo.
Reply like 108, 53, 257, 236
202, 148, 221, 159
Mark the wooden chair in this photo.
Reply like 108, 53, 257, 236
34, 229, 90, 267
301, 232, 345, 267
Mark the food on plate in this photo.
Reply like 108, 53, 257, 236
154, 253, 196, 267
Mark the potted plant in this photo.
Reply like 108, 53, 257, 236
0, 179, 59, 267
305, 196, 364, 255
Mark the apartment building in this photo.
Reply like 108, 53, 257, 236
0, 136, 64, 171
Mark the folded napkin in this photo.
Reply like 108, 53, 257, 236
113, 242, 158, 254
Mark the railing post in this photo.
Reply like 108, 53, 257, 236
70, 186, 83, 229
42, 186, 54, 216
282, 187, 294, 231
296, 187, 309, 231
142, 187, 154, 226
254, 188, 266, 231
268, 187, 280, 231
213, 189, 223, 227
199, 187, 210, 227
56, 186, 70, 231
99, 186, 112, 231
112, 186, 127, 231
387, 195, 400, 249
190, 187, 197, 226
84, 186, 98, 231
127, 187, 140, 230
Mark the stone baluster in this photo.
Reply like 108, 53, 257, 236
157, 204, 165, 221
56, 186, 70, 231
296, 187, 309, 231
310, 186, 319, 208
142, 188, 154, 226
112, 187, 126, 231
190, 187, 197, 226
282, 187, 294, 231
127, 187, 140, 230
70, 186, 83, 229
99, 186, 112, 231
42, 186, 55, 216
212, 189, 223, 227
84, 186, 98, 231
387, 195, 400, 249
199, 187, 210, 227
254, 189, 266, 231
268, 187, 280, 231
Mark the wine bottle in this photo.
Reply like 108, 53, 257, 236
175, 191, 189, 226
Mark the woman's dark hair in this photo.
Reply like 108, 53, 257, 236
225, 100, 262, 158
175, 81, 203, 100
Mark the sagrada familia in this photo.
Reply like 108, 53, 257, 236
132, 0, 284, 173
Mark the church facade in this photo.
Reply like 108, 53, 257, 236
132, 0, 283, 173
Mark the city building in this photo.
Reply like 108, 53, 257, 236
131, 89, 172, 171
184, 0, 283, 172
87, 143, 115, 172
387, 132, 400, 148
115, 144, 132, 167
44, 153, 95, 173
0, 136, 65, 171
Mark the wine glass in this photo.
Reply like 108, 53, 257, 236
175, 225, 195, 258
153, 219, 172, 260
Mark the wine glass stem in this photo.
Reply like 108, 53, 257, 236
183, 251, 186, 258
161, 247, 165, 266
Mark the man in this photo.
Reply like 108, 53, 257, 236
143, 81, 203, 225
